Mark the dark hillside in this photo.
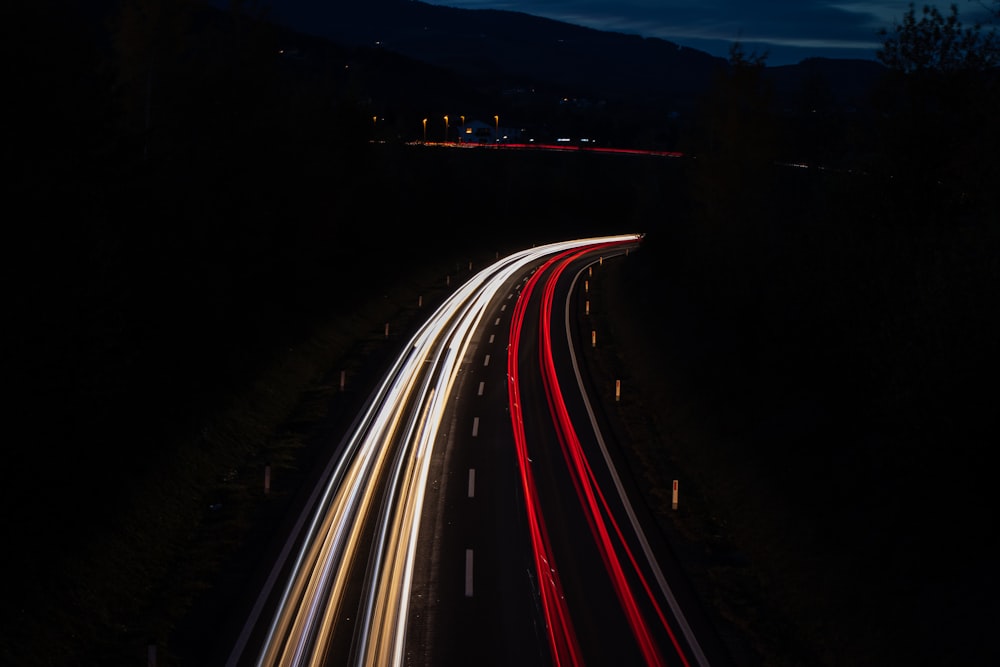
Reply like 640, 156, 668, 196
764, 57, 886, 110
259, 0, 889, 124
262, 0, 725, 107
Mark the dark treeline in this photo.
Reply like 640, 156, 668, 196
4, 0, 999, 664
624, 6, 1000, 665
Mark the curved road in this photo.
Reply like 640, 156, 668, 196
225, 234, 724, 666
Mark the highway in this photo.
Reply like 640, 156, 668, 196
226, 234, 715, 666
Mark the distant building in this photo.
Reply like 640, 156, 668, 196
456, 119, 521, 144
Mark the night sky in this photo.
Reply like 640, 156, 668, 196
421, 0, 996, 65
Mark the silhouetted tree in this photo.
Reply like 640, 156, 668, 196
874, 3, 1000, 217
835, 2, 1000, 491
684, 43, 778, 297
877, 2, 999, 72
695, 42, 774, 161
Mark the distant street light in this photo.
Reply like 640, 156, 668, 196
444, 115, 449, 142
422, 118, 427, 143
494, 115, 499, 145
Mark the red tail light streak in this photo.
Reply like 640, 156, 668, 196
508, 239, 709, 666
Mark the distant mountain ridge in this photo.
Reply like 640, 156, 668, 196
254, 0, 886, 113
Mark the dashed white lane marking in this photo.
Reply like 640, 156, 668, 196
468, 468, 476, 498
478, 381, 485, 396
472, 417, 480, 437
465, 549, 474, 597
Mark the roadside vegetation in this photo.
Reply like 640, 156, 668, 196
595, 5, 999, 664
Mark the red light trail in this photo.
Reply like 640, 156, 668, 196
508, 239, 693, 666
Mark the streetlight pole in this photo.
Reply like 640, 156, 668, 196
494, 115, 499, 145
422, 118, 427, 143
443, 115, 449, 143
